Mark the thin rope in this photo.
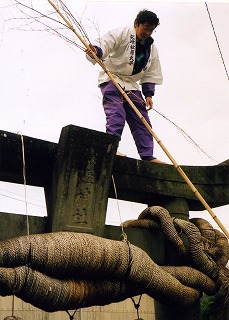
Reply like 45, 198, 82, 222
153, 108, 218, 163
8, 132, 30, 319
18, 132, 30, 236
124, 91, 218, 163
111, 175, 127, 241
11, 295, 15, 317
131, 295, 143, 320
205, 2, 229, 81
66, 309, 78, 320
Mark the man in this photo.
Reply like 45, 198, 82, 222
86, 9, 163, 163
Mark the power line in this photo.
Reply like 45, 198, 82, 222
205, 2, 229, 81
0, 187, 45, 203
0, 192, 46, 208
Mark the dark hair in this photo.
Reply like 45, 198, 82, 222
135, 9, 160, 27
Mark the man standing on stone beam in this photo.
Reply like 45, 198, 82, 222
86, 9, 164, 163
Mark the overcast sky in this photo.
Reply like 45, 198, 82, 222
0, 1, 228, 230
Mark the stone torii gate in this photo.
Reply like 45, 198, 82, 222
0, 125, 228, 320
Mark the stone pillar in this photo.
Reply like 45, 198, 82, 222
154, 301, 201, 320
149, 197, 202, 320
46, 125, 119, 236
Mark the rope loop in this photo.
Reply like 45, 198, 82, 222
120, 231, 128, 243
66, 310, 78, 320
131, 295, 143, 320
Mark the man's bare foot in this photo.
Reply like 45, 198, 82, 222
150, 158, 166, 164
116, 151, 127, 157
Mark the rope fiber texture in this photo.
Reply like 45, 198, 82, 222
0, 206, 228, 317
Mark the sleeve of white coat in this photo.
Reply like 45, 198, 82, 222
139, 44, 163, 85
92, 27, 125, 59
86, 28, 121, 64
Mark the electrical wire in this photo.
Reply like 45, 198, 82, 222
205, 2, 229, 81
0, 192, 46, 208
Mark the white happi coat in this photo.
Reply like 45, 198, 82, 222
88, 25, 163, 91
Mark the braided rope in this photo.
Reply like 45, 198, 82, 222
4, 317, 23, 320
0, 206, 228, 315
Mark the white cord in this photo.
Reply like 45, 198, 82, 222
111, 175, 127, 240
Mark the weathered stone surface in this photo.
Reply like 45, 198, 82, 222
0, 212, 47, 241
0, 125, 228, 320
110, 157, 229, 210
0, 127, 228, 214
47, 125, 119, 236
0, 130, 56, 186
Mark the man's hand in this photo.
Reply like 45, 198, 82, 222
85, 44, 97, 59
146, 97, 153, 111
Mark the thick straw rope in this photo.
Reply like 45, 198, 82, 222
4, 317, 22, 320
0, 206, 228, 314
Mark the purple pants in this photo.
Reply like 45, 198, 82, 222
100, 81, 155, 161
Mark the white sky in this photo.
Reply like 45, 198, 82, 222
0, 1, 228, 232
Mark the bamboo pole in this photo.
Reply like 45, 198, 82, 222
47, 0, 229, 239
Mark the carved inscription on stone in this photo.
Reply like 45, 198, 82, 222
66, 156, 96, 231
